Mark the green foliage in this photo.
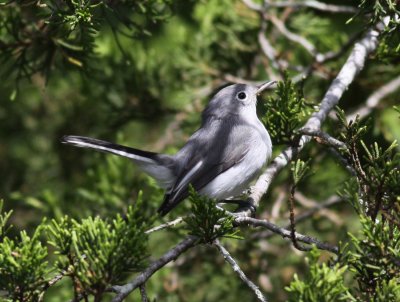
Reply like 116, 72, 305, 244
192, 0, 259, 72
262, 75, 313, 145
0, 0, 174, 82
184, 187, 241, 243
286, 248, 354, 302
375, 279, 400, 302
0, 223, 48, 302
347, 215, 400, 301
75, 148, 139, 215
291, 159, 310, 186
48, 200, 149, 298
287, 215, 400, 302
1, 1, 400, 301
377, 18, 400, 62
336, 107, 368, 150
336, 107, 400, 219
359, 0, 400, 20
0, 200, 12, 239
394, 105, 400, 115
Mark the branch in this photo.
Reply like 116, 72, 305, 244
235, 217, 338, 254
39, 268, 70, 301
251, 195, 343, 240
145, 217, 184, 234
139, 284, 149, 302
315, 30, 364, 64
110, 236, 198, 302
214, 240, 268, 302
296, 128, 358, 176
269, 1, 359, 14
269, 15, 317, 57
298, 128, 346, 150
242, 0, 358, 14
247, 17, 389, 209
347, 74, 400, 121
295, 192, 343, 225
257, 15, 287, 77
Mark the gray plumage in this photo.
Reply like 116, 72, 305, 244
62, 81, 275, 215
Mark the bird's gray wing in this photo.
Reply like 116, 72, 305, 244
158, 122, 251, 215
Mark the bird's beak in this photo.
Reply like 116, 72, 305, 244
256, 80, 277, 95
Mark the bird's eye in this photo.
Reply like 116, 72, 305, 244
237, 91, 247, 100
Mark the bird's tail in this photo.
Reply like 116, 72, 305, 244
62, 135, 176, 188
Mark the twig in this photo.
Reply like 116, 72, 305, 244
257, 16, 287, 77
246, 17, 389, 211
297, 128, 358, 176
145, 217, 184, 234
288, 185, 310, 251
327, 146, 357, 176
269, 15, 317, 57
347, 74, 400, 121
294, 195, 343, 223
139, 284, 149, 302
110, 236, 198, 302
251, 195, 343, 239
315, 30, 364, 64
298, 128, 346, 150
38, 268, 70, 302
235, 217, 339, 254
214, 240, 268, 302
295, 192, 343, 225
271, 1, 358, 13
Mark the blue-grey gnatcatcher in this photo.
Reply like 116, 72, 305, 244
62, 81, 275, 215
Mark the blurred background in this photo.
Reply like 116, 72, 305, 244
0, 0, 399, 301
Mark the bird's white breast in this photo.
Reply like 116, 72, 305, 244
200, 122, 271, 200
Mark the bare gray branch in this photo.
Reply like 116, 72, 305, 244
139, 284, 149, 302
269, 1, 358, 13
235, 217, 339, 254
242, 0, 358, 14
145, 217, 184, 234
214, 240, 268, 302
110, 236, 198, 302
251, 195, 343, 239
347, 74, 400, 121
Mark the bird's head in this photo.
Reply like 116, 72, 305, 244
202, 80, 276, 121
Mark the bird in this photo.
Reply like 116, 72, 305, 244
62, 81, 275, 216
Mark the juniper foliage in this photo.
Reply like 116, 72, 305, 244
1, 0, 400, 301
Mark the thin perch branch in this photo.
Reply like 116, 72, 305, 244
298, 128, 346, 150
251, 195, 343, 240
145, 217, 184, 234
235, 217, 339, 254
242, 0, 358, 13
110, 236, 198, 302
269, 1, 358, 14
214, 240, 268, 302
139, 284, 149, 302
